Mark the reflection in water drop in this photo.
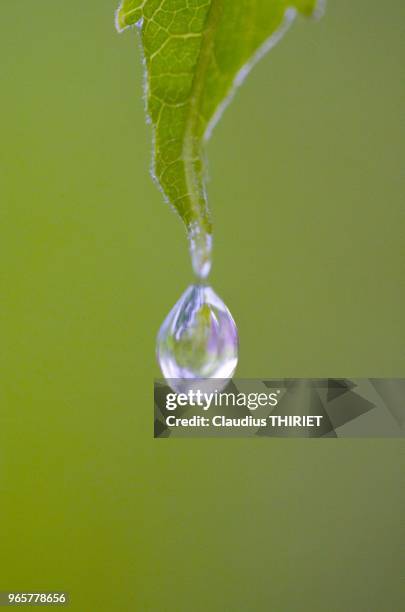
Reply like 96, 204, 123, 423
157, 284, 238, 392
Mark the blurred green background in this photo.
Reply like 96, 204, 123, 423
1, 1, 404, 610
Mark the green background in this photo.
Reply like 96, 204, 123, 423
1, 1, 404, 610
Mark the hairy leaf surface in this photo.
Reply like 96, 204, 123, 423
116, 0, 321, 275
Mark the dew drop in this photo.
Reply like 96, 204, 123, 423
157, 284, 238, 392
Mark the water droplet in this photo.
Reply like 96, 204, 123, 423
157, 284, 238, 391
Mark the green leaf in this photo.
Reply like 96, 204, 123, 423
116, 0, 322, 276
